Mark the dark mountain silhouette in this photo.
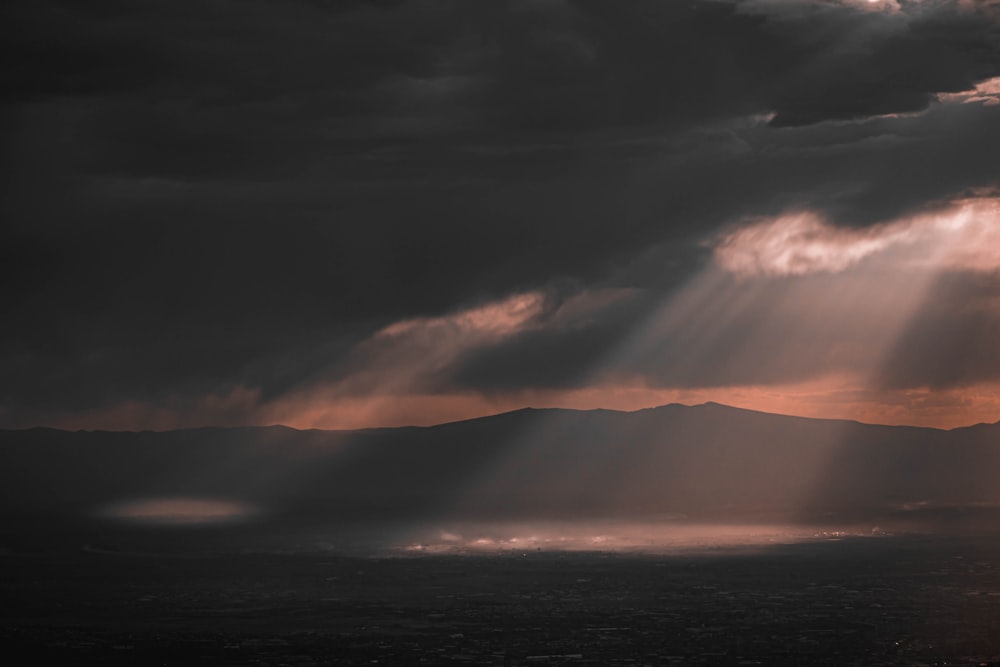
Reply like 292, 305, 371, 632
2, 403, 999, 532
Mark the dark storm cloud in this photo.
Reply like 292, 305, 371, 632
2, 0, 1000, 421
755, 0, 1000, 127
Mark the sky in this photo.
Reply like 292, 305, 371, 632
3, 0, 1000, 431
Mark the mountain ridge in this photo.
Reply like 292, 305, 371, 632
3, 400, 993, 436
2, 402, 998, 532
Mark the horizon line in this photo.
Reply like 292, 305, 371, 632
4, 401, 997, 435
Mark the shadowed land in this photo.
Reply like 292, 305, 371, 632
3, 534, 1000, 665
3, 404, 1000, 665
2, 403, 999, 537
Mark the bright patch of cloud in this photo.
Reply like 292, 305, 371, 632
714, 197, 1000, 277
854, 0, 901, 12
378, 291, 545, 341
714, 212, 906, 276
328, 291, 548, 403
740, 0, 904, 17
937, 76, 1000, 106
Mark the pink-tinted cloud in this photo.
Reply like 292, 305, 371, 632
938, 76, 1000, 106
335, 291, 547, 397
377, 292, 546, 341
713, 211, 907, 276
714, 197, 1000, 277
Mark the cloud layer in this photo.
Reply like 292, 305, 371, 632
3, 0, 1000, 428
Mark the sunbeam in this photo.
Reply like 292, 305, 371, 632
434, 194, 1000, 531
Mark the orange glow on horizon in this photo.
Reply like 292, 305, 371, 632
222, 374, 1000, 430
22, 375, 999, 432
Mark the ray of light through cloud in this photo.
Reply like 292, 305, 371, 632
19, 197, 1000, 436
260, 291, 549, 428
697, 195, 1000, 423
438, 194, 1000, 526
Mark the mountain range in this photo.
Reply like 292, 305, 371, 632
2, 403, 999, 532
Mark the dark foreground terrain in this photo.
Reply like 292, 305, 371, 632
3, 530, 1000, 666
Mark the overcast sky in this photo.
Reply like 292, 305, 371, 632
3, 0, 1000, 430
